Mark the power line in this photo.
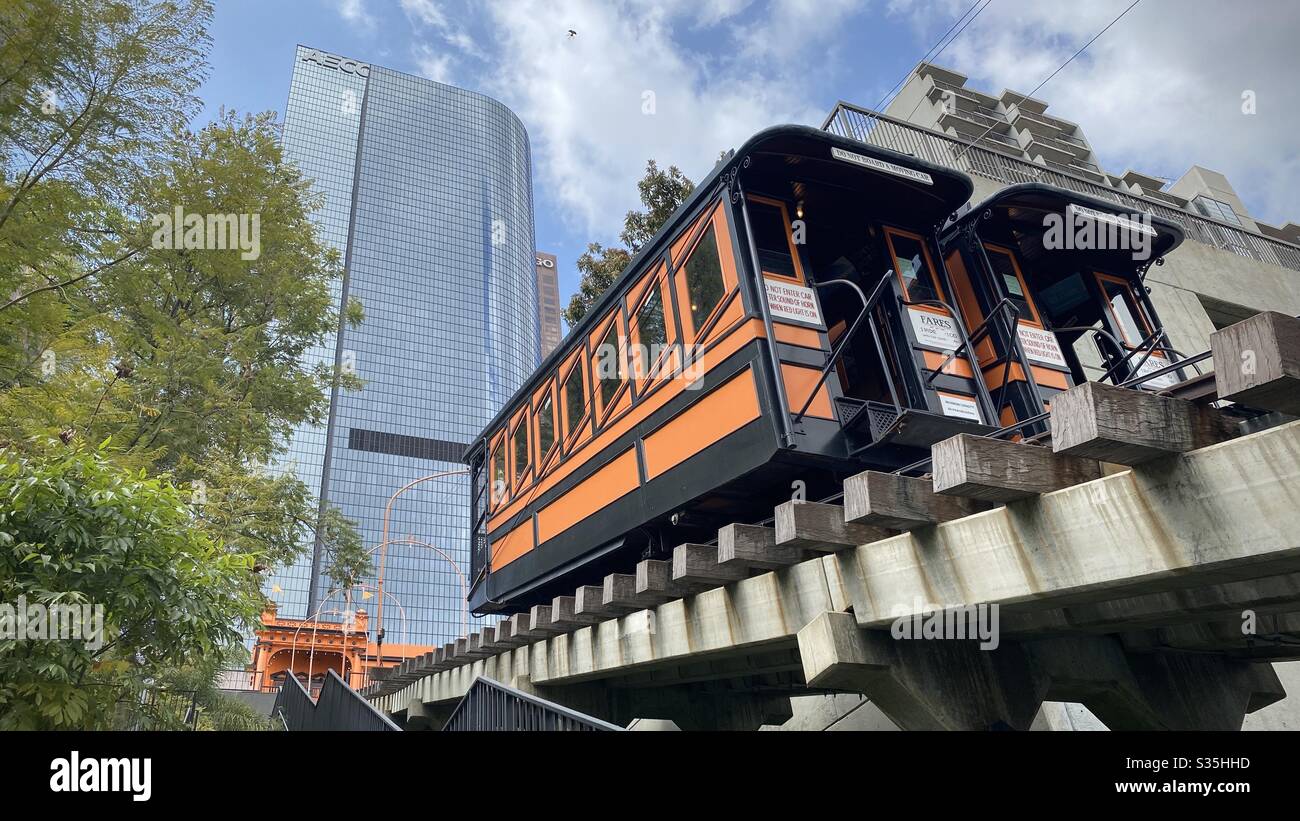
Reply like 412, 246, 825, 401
870, 0, 987, 113
954, 0, 1143, 160
900, 0, 994, 123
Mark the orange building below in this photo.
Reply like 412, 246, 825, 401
244, 602, 432, 695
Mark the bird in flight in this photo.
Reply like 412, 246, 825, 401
567, 29, 577, 38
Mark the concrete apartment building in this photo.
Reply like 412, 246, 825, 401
886, 62, 1105, 182
793, 62, 1300, 731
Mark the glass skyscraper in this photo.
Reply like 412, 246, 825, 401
265, 46, 539, 647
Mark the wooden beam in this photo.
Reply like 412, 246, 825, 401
1051, 381, 1235, 464
576, 583, 637, 617
529, 604, 567, 636
1210, 311, 1300, 415
932, 434, 1101, 503
638, 558, 713, 600
550, 595, 603, 631
718, 523, 801, 569
672, 543, 748, 586
843, 469, 987, 530
774, 500, 892, 552
605, 571, 668, 609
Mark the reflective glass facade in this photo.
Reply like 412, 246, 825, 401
266, 46, 538, 647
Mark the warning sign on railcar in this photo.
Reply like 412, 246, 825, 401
765, 279, 824, 326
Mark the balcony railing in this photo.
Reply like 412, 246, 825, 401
928, 78, 1001, 108
940, 106, 1008, 133
1009, 106, 1082, 136
822, 101, 1300, 273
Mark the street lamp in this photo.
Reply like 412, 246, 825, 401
288, 589, 408, 691
375, 469, 469, 665
369, 536, 469, 638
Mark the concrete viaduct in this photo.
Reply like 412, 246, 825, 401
367, 312, 1300, 731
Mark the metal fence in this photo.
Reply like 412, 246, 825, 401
822, 102, 1300, 273
111, 688, 200, 731
441, 676, 623, 731
272, 667, 401, 731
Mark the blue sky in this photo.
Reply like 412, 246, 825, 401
196, 1, 1300, 318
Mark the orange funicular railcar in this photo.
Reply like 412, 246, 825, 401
464, 125, 1189, 615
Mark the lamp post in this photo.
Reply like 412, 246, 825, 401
288, 589, 408, 692
375, 469, 469, 666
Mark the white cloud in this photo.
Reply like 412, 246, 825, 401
437, 0, 864, 243
893, 0, 1300, 226
335, 0, 375, 31
413, 43, 454, 84
401, 0, 486, 60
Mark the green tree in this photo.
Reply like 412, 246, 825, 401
0, 109, 370, 589
0, 0, 211, 316
564, 160, 695, 327
0, 443, 258, 730
0, 0, 372, 722
619, 159, 696, 252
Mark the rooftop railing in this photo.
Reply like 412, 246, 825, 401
823, 101, 1300, 273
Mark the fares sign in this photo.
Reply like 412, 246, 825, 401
908, 308, 962, 351
1016, 324, 1068, 368
765, 279, 824, 326
1134, 354, 1179, 390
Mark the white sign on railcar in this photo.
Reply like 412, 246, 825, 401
831, 147, 934, 185
908, 308, 962, 351
1016, 324, 1069, 368
939, 393, 982, 422
764, 279, 824, 326
1134, 353, 1179, 390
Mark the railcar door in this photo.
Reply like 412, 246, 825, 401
883, 226, 992, 429
1092, 272, 1182, 390
944, 240, 1075, 435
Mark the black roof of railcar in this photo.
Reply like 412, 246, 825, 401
466, 124, 975, 455
944, 182, 1186, 264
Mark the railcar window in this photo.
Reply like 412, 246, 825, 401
1100, 278, 1148, 346
685, 223, 725, 332
537, 392, 555, 460
563, 364, 585, 440
984, 247, 1033, 320
512, 419, 529, 483
597, 321, 623, 409
750, 200, 797, 278
888, 232, 943, 304
637, 286, 667, 352
491, 444, 505, 501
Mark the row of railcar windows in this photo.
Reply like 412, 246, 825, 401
488, 204, 729, 514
